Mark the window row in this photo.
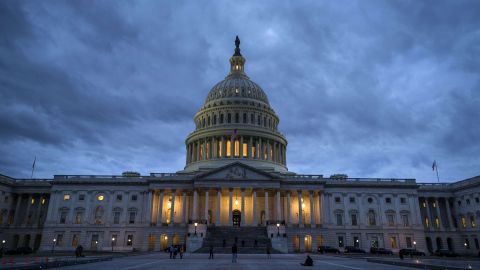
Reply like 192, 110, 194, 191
335, 210, 410, 227
58, 206, 138, 225
196, 111, 278, 131
336, 196, 408, 204
63, 193, 138, 202
54, 232, 134, 248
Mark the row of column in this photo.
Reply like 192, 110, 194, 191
186, 136, 286, 165
421, 197, 454, 231
10, 194, 48, 227
148, 189, 322, 227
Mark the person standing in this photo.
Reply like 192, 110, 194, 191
169, 245, 173, 259
266, 246, 271, 259
179, 246, 184, 259
209, 245, 214, 259
232, 243, 238, 263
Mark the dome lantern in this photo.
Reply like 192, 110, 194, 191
229, 35, 246, 76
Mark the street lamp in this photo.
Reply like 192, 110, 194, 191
52, 238, 56, 253
194, 222, 198, 236
413, 241, 417, 250
276, 223, 280, 236
1, 240, 5, 257
111, 237, 115, 252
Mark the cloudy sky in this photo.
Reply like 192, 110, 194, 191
1, 1, 479, 182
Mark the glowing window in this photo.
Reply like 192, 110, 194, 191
470, 215, 476, 227
461, 217, 467, 228
242, 143, 247, 157
31, 198, 35, 205
63, 194, 71, 201
226, 140, 231, 157
218, 141, 223, 157
251, 145, 256, 158
390, 237, 397, 248
41, 198, 46, 205
97, 195, 104, 201
422, 202, 426, 208
206, 143, 210, 159
199, 143, 204, 160
435, 217, 439, 228
425, 218, 429, 227
234, 140, 240, 157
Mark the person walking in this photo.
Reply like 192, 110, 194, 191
169, 245, 173, 259
266, 246, 271, 259
232, 243, 238, 263
209, 245, 214, 259
179, 246, 184, 259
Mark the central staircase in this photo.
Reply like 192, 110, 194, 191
195, 226, 280, 254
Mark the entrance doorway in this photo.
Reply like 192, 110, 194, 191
232, 210, 241, 226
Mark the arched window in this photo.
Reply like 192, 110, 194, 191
94, 206, 104, 224
226, 140, 231, 157
234, 139, 240, 157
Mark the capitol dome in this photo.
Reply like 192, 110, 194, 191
183, 36, 288, 173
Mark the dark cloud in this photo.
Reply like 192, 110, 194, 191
0, 0, 478, 182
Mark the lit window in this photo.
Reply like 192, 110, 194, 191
217, 140, 223, 158
64, 194, 71, 201
425, 218, 429, 227
41, 198, 46, 205
127, 235, 133, 246
72, 234, 79, 247
390, 237, 397, 248
97, 195, 104, 201
234, 140, 240, 157
75, 212, 83, 224
461, 216, 467, 228
226, 140, 231, 157
31, 198, 35, 205
435, 217, 440, 228
422, 202, 426, 208
470, 215, 476, 227
251, 144, 256, 158
242, 143, 247, 157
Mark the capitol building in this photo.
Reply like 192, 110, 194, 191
1, 37, 479, 255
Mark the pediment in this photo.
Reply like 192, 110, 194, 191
195, 162, 274, 181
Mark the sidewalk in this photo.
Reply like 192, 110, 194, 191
0, 254, 113, 270
367, 257, 480, 270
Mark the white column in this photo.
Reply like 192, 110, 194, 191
241, 189, 245, 226
252, 189, 257, 226
229, 189, 233, 226
216, 189, 221, 226
157, 190, 164, 226
445, 197, 454, 230
182, 191, 187, 225
105, 192, 114, 225
23, 195, 33, 225
13, 195, 22, 225
287, 192, 291, 226
204, 190, 209, 224
146, 191, 153, 225
276, 190, 281, 222
265, 191, 269, 224
169, 190, 175, 226
35, 195, 43, 226
192, 189, 198, 221
317, 192, 322, 225
309, 191, 315, 227
435, 197, 443, 230
298, 190, 304, 227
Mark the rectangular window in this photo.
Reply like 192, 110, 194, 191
112, 234, 118, 246
242, 143, 247, 157
235, 113, 239, 123
475, 238, 479, 249
353, 236, 359, 247
56, 234, 64, 246
257, 115, 261, 125
220, 114, 224, 124
63, 194, 70, 201
91, 234, 99, 249
390, 237, 397, 249
406, 237, 412, 248
402, 214, 409, 227
470, 215, 476, 227
116, 194, 122, 201
227, 113, 231, 123
243, 113, 247, 123
226, 140, 231, 157
338, 236, 344, 248
75, 212, 83, 224
435, 217, 440, 228
72, 234, 79, 247
79, 194, 85, 201
131, 195, 137, 201
351, 214, 357, 226
129, 212, 136, 224
251, 144, 256, 158
127, 235, 133, 246
250, 114, 254, 124
387, 215, 395, 226
400, 197, 407, 204
349, 197, 355, 203
234, 140, 240, 157
336, 214, 343, 226
335, 197, 341, 203
114, 212, 120, 224
217, 141, 223, 157
386, 198, 392, 204
60, 212, 67, 224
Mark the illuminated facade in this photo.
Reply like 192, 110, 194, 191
0, 37, 479, 255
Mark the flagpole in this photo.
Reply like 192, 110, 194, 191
31, 156, 36, 179
435, 165, 440, 183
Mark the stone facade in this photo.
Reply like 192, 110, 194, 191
0, 37, 479, 255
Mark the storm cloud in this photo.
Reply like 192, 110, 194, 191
0, 0, 479, 182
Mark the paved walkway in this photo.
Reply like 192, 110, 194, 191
59, 253, 414, 270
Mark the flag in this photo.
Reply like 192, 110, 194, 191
432, 160, 436, 171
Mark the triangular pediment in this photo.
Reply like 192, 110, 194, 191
195, 162, 274, 181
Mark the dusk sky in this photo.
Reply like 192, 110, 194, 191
1, 1, 479, 182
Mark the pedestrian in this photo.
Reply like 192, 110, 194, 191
300, 254, 313, 266
179, 246, 184, 259
77, 245, 83, 257
173, 246, 178, 259
266, 246, 271, 259
169, 245, 173, 259
399, 252, 404, 260
209, 245, 214, 260
232, 243, 238, 263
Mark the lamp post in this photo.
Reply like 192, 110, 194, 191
1, 240, 5, 257
276, 223, 280, 236
111, 237, 115, 252
52, 238, 56, 253
194, 222, 198, 236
